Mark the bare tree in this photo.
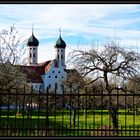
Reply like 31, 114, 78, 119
0, 25, 27, 90
127, 75, 140, 92
61, 69, 86, 127
62, 69, 85, 92
67, 42, 140, 134
124, 75, 140, 113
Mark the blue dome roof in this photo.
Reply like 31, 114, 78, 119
55, 35, 66, 48
27, 33, 39, 47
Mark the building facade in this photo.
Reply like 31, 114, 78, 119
24, 30, 68, 94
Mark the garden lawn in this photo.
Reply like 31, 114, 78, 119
0, 109, 140, 136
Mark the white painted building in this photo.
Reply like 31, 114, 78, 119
23, 30, 68, 94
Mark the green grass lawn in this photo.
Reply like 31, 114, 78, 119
0, 109, 140, 136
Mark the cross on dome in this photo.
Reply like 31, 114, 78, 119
55, 28, 66, 49
59, 28, 61, 36
32, 23, 34, 35
27, 24, 39, 47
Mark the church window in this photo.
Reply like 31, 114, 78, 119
54, 61, 58, 67
33, 53, 35, 57
55, 83, 58, 89
62, 76, 63, 79
57, 50, 59, 59
49, 84, 51, 88
61, 84, 64, 91
39, 84, 44, 92
55, 76, 57, 78
49, 76, 51, 78
58, 71, 60, 73
30, 53, 32, 58
33, 48, 35, 50
61, 55, 63, 59
52, 71, 55, 73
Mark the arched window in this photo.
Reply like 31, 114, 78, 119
55, 83, 58, 90
49, 84, 51, 89
33, 53, 35, 57
54, 61, 58, 67
61, 84, 64, 91
39, 84, 45, 93
57, 50, 59, 59
30, 53, 32, 58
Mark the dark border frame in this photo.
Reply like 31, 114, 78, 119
0, 1, 140, 4
0, 1, 140, 139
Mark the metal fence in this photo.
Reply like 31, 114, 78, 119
0, 87, 140, 137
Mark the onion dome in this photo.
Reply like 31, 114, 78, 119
55, 29, 66, 48
27, 31, 39, 47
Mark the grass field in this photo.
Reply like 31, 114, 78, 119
0, 109, 140, 136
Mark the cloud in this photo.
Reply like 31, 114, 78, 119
0, 4, 139, 38
0, 4, 140, 64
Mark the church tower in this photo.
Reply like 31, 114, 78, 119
54, 29, 66, 69
27, 29, 39, 65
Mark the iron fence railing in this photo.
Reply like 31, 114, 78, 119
0, 87, 140, 137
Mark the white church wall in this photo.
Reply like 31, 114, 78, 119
43, 59, 67, 94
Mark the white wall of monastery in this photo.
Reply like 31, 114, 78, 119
42, 59, 67, 94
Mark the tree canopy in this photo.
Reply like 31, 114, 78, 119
68, 42, 140, 91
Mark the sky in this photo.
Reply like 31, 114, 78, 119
0, 4, 140, 64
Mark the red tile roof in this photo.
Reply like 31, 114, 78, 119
38, 60, 51, 71
20, 60, 51, 83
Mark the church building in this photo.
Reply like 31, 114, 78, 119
23, 30, 68, 94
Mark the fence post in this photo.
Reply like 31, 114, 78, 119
45, 87, 49, 136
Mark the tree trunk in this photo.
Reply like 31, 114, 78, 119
109, 105, 118, 135
104, 71, 119, 135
